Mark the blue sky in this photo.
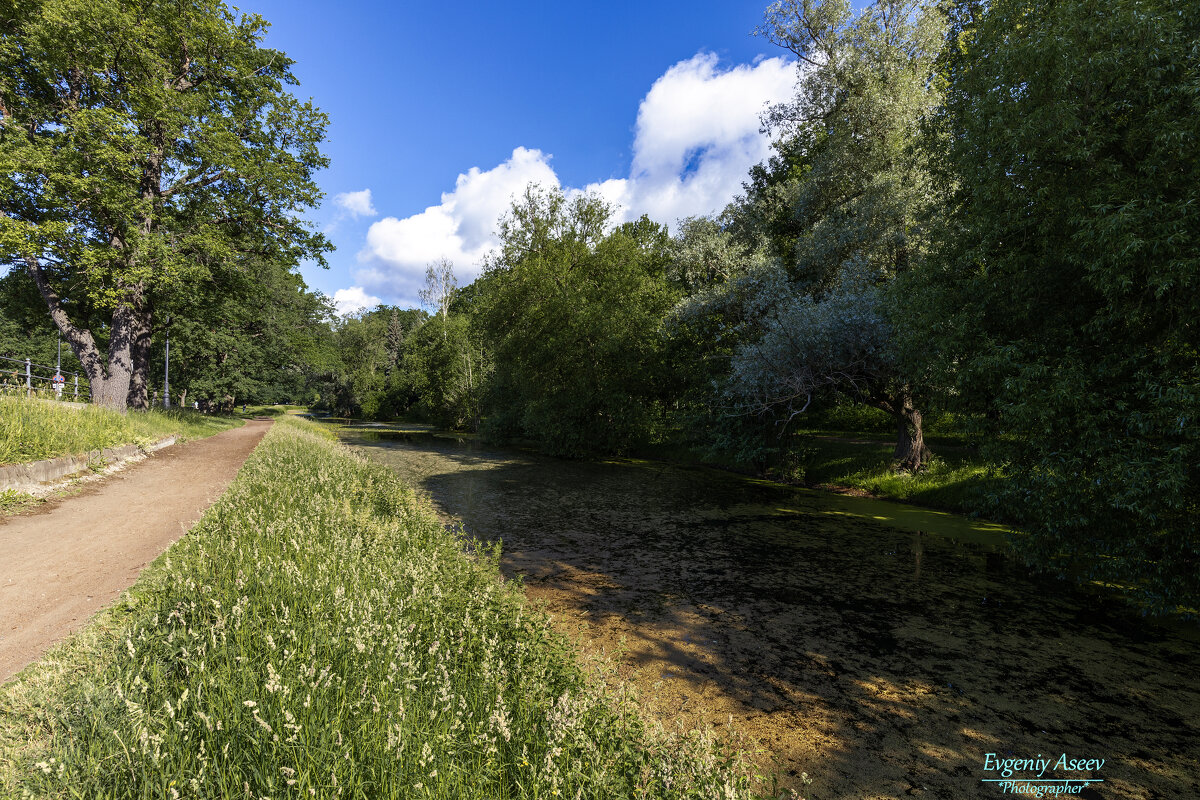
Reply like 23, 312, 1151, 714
237, 1, 805, 313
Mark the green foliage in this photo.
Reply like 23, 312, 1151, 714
660, 219, 781, 463
783, 433, 998, 515
0, 0, 330, 407
2, 418, 760, 798
728, 273, 893, 417
0, 393, 240, 465
0, 488, 38, 513
308, 304, 485, 424
909, 0, 1200, 612
800, 398, 969, 439
162, 268, 337, 407
755, 0, 946, 290
309, 305, 394, 417
393, 311, 488, 429
677, 0, 947, 470
476, 187, 678, 456
0, 271, 86, 375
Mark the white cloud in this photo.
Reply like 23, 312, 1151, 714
354, 53, 795, 306
336, 189, 378, 218
332, 286, 382, 317
586, 52, 795, 226
357, 146, 558, 304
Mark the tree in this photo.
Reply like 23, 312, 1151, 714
660, 218, 783, 464
476, 186, 676, 456
391, 309, 487, 430
687, 0, 946, 470
325, 309, 390, 417
727, 271, 931, 462
418, 258, 457, 325
158, 267, 335, 408
0, 0, 329, 409
909, 0, 1200, 612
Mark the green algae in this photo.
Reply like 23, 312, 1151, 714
337, 422, 1200, 800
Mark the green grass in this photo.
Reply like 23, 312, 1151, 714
796, 401, 972, 442
232, 404, 309, 419
777, 432, 1002, 518
703, 400, 1001, 517
0, 417, 763, 799
0, 488, 39, 513
0, 393, 242, 466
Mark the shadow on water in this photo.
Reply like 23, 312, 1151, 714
341, 423, 1199, 800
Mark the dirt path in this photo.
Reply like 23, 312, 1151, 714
0, 420, 270, 684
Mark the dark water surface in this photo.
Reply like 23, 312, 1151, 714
340, 423, 1198, 800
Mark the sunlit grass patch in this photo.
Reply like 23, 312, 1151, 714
839, 459, 1001, 512
0, 394, 242, 466
0, 416, 761, 799
782, 432, 1001, 518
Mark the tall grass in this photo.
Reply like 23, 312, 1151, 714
1, 417, 760, 799
0, 394, 241, 466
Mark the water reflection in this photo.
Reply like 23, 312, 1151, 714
341, 423, 1199, 800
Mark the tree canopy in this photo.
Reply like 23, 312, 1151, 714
0, 0, 329, 409
474, 187, 676, 456
905, 0, 1200, 611
679, 0, 947, 470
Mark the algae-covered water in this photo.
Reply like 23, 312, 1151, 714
340, 423, 1198, 800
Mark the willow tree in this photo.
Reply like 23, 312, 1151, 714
0, 0, 329, 409
703, 0, 946, 470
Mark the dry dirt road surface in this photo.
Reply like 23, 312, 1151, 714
0, 420, 270, 684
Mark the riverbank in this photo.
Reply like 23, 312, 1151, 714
0, 393, 242, 466
0, 416, 762, 799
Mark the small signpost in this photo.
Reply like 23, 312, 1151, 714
52, 372, 65, 397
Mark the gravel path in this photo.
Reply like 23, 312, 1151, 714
0, 420, 270, 683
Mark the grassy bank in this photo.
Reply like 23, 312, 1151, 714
782, 433, 1001, 516
0, 417, 761, 799
637, 405, 1001, 519
756, 403, 1001, 518
0, 394, 241, 466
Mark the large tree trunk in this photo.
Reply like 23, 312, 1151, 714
873, 387, 931, 472
25, 256, 147, 412
90, 302, 139, 410
126, 312, 153, 410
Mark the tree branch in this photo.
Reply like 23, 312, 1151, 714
23, 254, 105, 380
162, 168, 227, 198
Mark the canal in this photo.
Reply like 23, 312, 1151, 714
340, 423, 1198, 800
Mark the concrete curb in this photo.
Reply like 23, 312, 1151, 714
0, 435, 177, 493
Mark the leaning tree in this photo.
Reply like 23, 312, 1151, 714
689, 0, 946, 470
0, 0, 329, 409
